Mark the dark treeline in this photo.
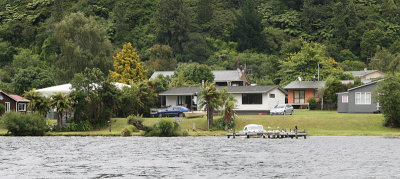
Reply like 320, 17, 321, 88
1, 0, 400, 94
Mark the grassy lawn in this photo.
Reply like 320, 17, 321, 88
1, 110, 400, 136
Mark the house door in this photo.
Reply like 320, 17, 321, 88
294, 90, 305, 104
5, 102, 10, 112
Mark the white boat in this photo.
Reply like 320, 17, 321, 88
184, 111, 207, 118
240, 124, 266, 133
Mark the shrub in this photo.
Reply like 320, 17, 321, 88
1, 112, 48, 136
145, 119, 182, 137
308, 97, 318, 110
127, 115, 145, 130
68, 120, 93, 131
121, 127, 131, 136
213, 117, 235, 130
0, 104, 5, 115
128, 125, 139, 132
375, 75, 400, 127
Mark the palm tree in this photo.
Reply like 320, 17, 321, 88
23, 89, 50, 116
220, 89, 238, 127
50, 93, 73, 128
198, 82, 222, 130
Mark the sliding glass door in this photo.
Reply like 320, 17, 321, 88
294, 90, 305, 104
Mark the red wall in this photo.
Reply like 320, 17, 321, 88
287, 89, 317, 104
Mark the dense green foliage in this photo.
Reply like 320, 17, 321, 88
127, 114, 145, 130
23, 89, 50, 116
144, 118, 183, 137
120, 127, 131, 136
2, 0, 400, 95
213, 117, 235, 130
375, 76, 400, 127
1, 112, 48, 136
172, 63, 214, 86
70, 68, 120, 126
0, 104, 5, 116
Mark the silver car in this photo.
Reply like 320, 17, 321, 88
270, 104, 294, 115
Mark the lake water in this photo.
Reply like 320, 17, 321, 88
0, 136, 399, 178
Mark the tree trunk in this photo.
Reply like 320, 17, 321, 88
57, 112, 62, 128
207, 105, 213, 130
321, 98, 324, 110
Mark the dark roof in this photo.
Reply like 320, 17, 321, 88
284, 81, 326, 89
345, 70, 381, 77
159, 85, 286, 96
347, 79, 384, 91
159, 87, 200, 96
150, 70, 245, 82
212, 70, 244, 82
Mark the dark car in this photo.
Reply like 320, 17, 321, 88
156, 106, 190, 117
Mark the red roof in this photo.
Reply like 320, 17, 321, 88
0, 90, 30, 102
8, 94, 30, 102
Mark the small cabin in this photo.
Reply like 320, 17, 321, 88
0, 90, 30, 113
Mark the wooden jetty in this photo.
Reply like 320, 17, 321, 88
227, 128, 307, 139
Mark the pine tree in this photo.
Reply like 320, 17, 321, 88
110, 43, 148, 84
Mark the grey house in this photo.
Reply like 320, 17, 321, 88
337, 80, 383, 113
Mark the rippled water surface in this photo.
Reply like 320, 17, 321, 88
1, 136, 400, 178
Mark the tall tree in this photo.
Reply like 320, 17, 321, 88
12, 67, 55, 95
220, 89, 237, 126
375, 74, 400, 127
279, 41, 342, 86
154, 0, 191, 55
172, 63, 214, 86
198, 82, 223, 130
53, 12, 113, 83
144, 44, 177, 71
23, 89, 50, 116
231, 0, 265, 52
109, 42, 147, 84
50, 93, 73, 128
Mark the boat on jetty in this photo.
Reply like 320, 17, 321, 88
184, 111, 207, 118
227, 124, 307, 139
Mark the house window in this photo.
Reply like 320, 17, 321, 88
269, 94, 275, 98
355, 92, 371, 105
342, 95, 348, 103
5, 102, 10, 112
177, 96, 185, 106
242, 94, 262, 104
18, 103, 26, 111
314, 89, 319, 98
294, 90, 305, 104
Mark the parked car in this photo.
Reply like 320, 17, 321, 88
156, 106, 190, 117
270, 104, 294, 115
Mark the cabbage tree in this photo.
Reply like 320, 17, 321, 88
198, 82, 222, 129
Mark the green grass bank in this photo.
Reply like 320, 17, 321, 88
1, 110, 400, 136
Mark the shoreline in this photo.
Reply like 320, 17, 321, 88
2, 110, 400, 137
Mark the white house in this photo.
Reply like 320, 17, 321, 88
158, 85, 287, 115
34, 83, 130, 97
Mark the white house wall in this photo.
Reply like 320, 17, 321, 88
166, 96, 176, 106
266, 88, 285, 109
163, 88, 285, 111
233, 88, 285, 111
